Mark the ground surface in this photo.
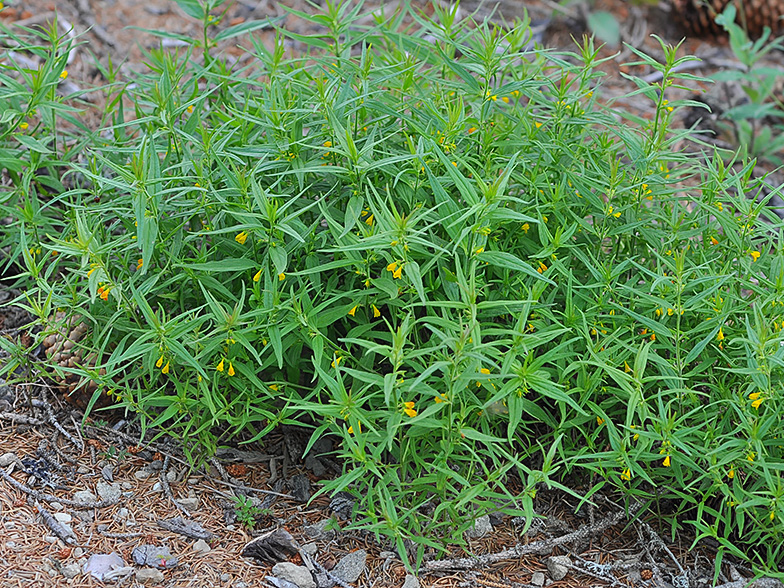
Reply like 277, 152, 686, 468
1, 1, 784, 587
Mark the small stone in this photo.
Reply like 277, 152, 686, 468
166, 469, 178, 482
220, 573, 231, 582
44, 535, 59, 543
0, 452, 19, 467
60, 563, 81, 579
402, 574, 420, 588
177, 497, 199, 511
73, 547, 84, 558
72, 490, 97, 505
136, 568, 165, 585
546, 555, 571, 581
49, 502, 63, 511
304, 454, 326, 477
83, 553, 126, 581
301, 543, 318, 557
271, 563, 316, 588
96, 481, 122, 502
121, 481, 133, 490
193, 539, 211, 554
531, 571, 546, 586
76, 465, 90, 475
134, 469, 153, 480
233, 582, 249, 588
315, 572, 334, 588
152, 482, 162, 492
148, 459, 164, 471
53, 512, 72, 524
4, 541, 16, 549
115, 507, 130, 521
466, 515, 492, 538
379, 551, 396, 559
332, 549, 367, 583
101, 464, 114, 482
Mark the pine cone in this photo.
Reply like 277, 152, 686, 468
41, 311, 110, 410
671, 0, 784, 37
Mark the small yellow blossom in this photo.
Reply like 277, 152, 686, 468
522, 223, 530, 233
19, 122, 28, 130
716, 202, 724, 211
650, 332, 656, 342
537, 261, 547, 274
749, 392, 761, 400
435, 394, 448, 403
365, 214, 374, 226
501, 96, 509, 103
59, 70, 68, 79
667, 308, 674, 316
468, 127, 477, 134
747, 452, 756, 462
752, 398, 763, 409
270, 384, 279, 391
620, 468, 631, 481
386, 261, 398, 273
323, 140, 332, 147
100, 288, 110, 301
253, 269, 262, 282
235, 231, 248, 245
348, 305, 358, 317
403, 401, 417, 418
372, 304, 381, 318
728, 468, 734, 479
474, 246, 484, 255
717, 328, 724, 341
663, 455, 671, 467
156, 356, 164, 368
278, 272, 285, 281
162, 361, 170, 374
710, 236, 719, 245
624, 361, 632, 373
596, 417, 604, 426
655, 308, 662, 317
750, 250, 761, 262
216, 358, 225, 372
347, 421, 361, 435
187, 105, 194, 113
331, 355, 342, 368
630, 425, 640, 441
511, 90, 520, 97
392, 266, 403, 279
228, 361, 235, 376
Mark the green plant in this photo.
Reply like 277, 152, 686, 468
713, 4, 784, 164
231, 494, 264, 528
3, 0, 784, 574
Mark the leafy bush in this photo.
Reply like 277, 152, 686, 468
2, 0, 784, 573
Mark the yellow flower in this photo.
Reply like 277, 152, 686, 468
136, 258, 143, 271
728, 468, 735, 479
667, 308, 674, 316
365, 214, 374, 226
19, 122, 28, 130
59, 70, 68, 79
501, 96, 509, 103
596, 417, 604, 426
386, 261, 398, 273
403, 401, 417, 418
511, 90, 520, 97
348, 305, 358, 317
331, 355, 342, 368
663, 455, 671, 467
620, 468, 631, 481
537, 261, 547, 274
710, 236, 719, 245
749, 392, 761, 400
235, 231, 248, 245
372, 304, 381, 318
522, 223, 530, 233
435, 394, 448, 403
270, 384, 279, 391
228, 361, 235, 376
323, 140, 332, 147
187, 105, 194, 113
253, 269, 262, 282
630, 425, 640, 441
717, 328, 724, 341
750, 250, 761, 262
747, 452, 755, 462
156, 356, 164, 368
752, 398, 763, 409
278, 272, 285, 281
161, 361, 170, 374
468, 127, 476, 134
100, 288, 110, 301
347, 421, 361, 435
655, 308, 662, 317
392, 266, 403, 279
624, 361, 632, 373
216, 358, 224, 372
474, 247, 484, 255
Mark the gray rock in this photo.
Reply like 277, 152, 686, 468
83, 552, 126, 581
73, 547, 84, 558
101, 464, 114, 482
304, 454, 326, 477
379, 551, 396, 559
149, 459, 164, 471
315, 572, 335, 588
76, 465, 90, 475
166, 469, 178, 482
152, 481, 162, 492
96, 481, 121, 502
546, 555, 571, 581
121, 481, 133, 490
60, 563, 81, 579
134, 469, 154, 480
115, 507, 130, 521
0, 452, 19, 467
332, 549, 367, 583
136, 568, 165, 585
177, 497, 199, 511
271, 563, 316, 588
466, 514, 493, 538
233, 582, 249, 588
193, 539, 211, 554
265, 577, 300, 588
402, 574, 420, 588
531, 571, 546, 586
301, 543, 318, 557
72, 490, 97, 505
132, 544, 178, 569
53, 512, 72, 524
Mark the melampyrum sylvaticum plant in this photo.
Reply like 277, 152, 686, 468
2, 0, 784, 573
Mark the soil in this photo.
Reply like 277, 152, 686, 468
1, 0, 783, 587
